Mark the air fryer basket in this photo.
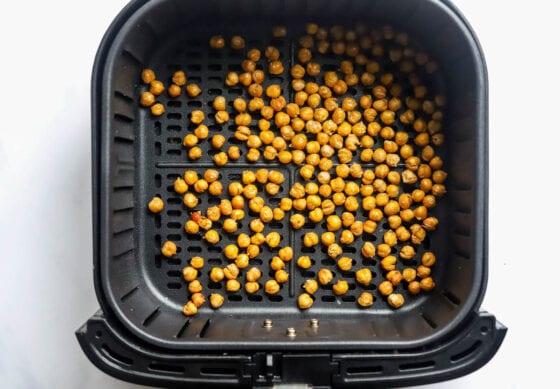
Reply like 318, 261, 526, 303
79, 0, 506, 386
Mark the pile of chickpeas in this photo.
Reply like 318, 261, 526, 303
144, 22, 446, 316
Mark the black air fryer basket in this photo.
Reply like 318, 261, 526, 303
77, 0, 506, 387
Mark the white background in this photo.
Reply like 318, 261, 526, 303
0, 0, 558, 388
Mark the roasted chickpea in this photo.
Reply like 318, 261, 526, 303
266, 232, 281, 248
210, 267, 225, 283
148, 196, 164, 213
150, 103, 165, 116
420, 277, 436, 292
333, 280, 349, 295
184, 220, 199, 234
224, 263, 240, 280
298, 293, 314, 309
422, 252, 436, 267
278, 246, 293, 262
188, 280, 203, 294
193, 179, 208, 193
303, 279, 319, 295
223, 218, 238, 234
141, 69, 156, 84
149, 80, 165, 96
416, 265, 432, 279
408, 281, 421, 295
140, 91, 155, 107
356, 268, 372, 286
275, 269, 289, 284
183, 301, 198, 316
265, 279, 281, 295
270, 256, 285, 271
361, 242, 376, 258
318, 269, 334, 285
183, 266, 198, 282
226, 279, 241, 292
358, 292, 374, 307
204, 229, 220, 244
380, 256, 397, 271
224, 244, 239, 260
245, 281, 260, 294
387, 293, 405, 309
297, 255, 312, 269
191, 293, 206, 308
250, 218, 265, 233
290, 213, 305, 229
209, 293, 224, 309
161, 241, 177, 257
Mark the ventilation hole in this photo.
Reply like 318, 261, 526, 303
175, 319, 190, 338
422, 236, 431, 249
155, 174, 162, 188
209, 64, 223, 71
101, 345, 133, 366
208, 282, 222, 289
341, 271, 356, 278
321, 258, 335, 265
167, 137, 182, 145
167, 113, 182, 120
120, 286, 139, 302
167, 125, 181, 132
228, 294, 242, 301
321, 295, 335, 302
155, 255, 162, 268
341, 296, 356, 302
187, 246, 202, 253
323, 64, 338, 71
167, 270, 182, 277
185, 51, 201, 57
208, 76, 222, 82
154, 215, 161, 228
189, 76, 202, 83
208, 149, 219, 156
208, 247, 222, 253
442, 290, 460, 306
148, 363, 185, 374
346, 365, 383, 375
154, 121, 161, 135
301, 247, 316, 253
167, 258, 181, 265
450, 341, 482, 362
343, 247, 357, 253
187, 100, 202, 107
227, 64, 242, 71
189, 234, 202, 241
199, 319, 211, 338
481, 326, 488, 335
228, 173, 242, 180
167, 101, 181, 108
114, 113, 134, 123
95, 330, 103, 338
269, 77, 284, 83
348, 87, 358, 95
269, 222, 283, 229
399, 361, 435, 371
167, 210, 181, 217
187, 64, 202, 71
229, 88, 243, 95
167, 234, 181, 241
166, 222, 182, 230
200, 367, 237, 377
301, 271, 316, 278
208, 197, 221, 205
168, 198, 181, 205
248, 295, 262, 302
268, 295, 283, 302
208, 88, 222, 95
167, 149, 181, 156
142, 308, 160, 327
167, 282, 182, 289
208, 258, 221, 264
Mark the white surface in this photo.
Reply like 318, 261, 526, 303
0, 1, 558, 388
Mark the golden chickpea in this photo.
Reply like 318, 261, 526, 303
386, 270, 403, 287
140, 91, 155, 107
182, 301, 197, 316
141, 68, 156, 84
160, 241, 177, 258
188, 280, 203, 294
303, 232, 319, 247
187, 146, 202, 160
249, 218, 264, 233
303, 279, 319, 295
358, 292, 374, 308
209, 134, 225, 149
359, 242, 375, 259
275, 269, 289, 284
243, 267, 260, 282
278, 246, 293, 262
191, 293, 206, 309
421, 252, 436, 267
381, 256, 397, 272
168, 83, 181, 98
193, 179, 208, 193
298, 293, 314, 309
258, 206, 272, 223
294, 255, 313, 272
182, 266, 197, 283
184, 83, 202, 98
316, 269, 333, 285
224, 244, 239, 260
148, 196, 164, 213
208, 267, 224, 283
332, 280, 349, 296
387, 293, 404, 309
150, 80, 165, 96
209, 293, 224, 309
262, 279, 280, 296
266, 232, 281, 248
338, 229, 353, 245
244, 281, 259, 294
416, 265, 432, 279
420, 277, 435, 292
266, 257, 284, 273
203, 228, 219, 244
355, 268, 373, 286
226, 279, 241, 292
224, 263, 240, 281
362, 221, 377, 236
184, 220, 199, 234
383, 230, 398, 247
400, 268, 416, 283
290, 213, 305, 229
150, 103, 165, 116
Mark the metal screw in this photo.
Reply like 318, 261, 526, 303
263, 319, 273, 328
310, 318, 319, 328
286, 327, 297, 337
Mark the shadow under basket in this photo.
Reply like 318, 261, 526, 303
78, 0, 506, 387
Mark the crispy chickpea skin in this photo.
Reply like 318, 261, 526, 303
387, 293, 405, 309
318, 269, 334, 285
358, 292, 374, 307
356, 268, 373, 286
333, 280, 349, 295
182, 301, 198, 316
